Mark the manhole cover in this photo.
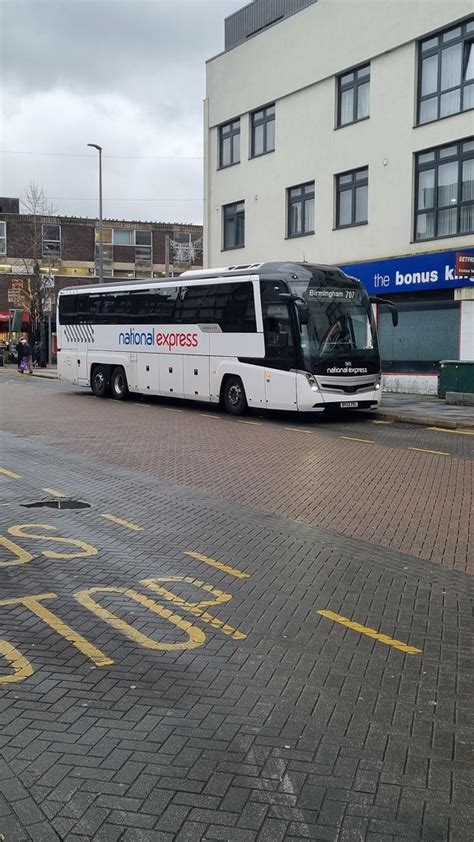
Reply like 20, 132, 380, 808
22, 500, 91, 510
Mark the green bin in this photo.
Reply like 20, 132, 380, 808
438, 360, 474, 398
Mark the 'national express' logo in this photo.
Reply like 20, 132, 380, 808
118, 328, 198, 349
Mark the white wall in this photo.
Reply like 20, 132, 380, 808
459, 301, 474, 361
205, 0, 473, 267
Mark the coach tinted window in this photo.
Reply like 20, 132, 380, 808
58, 295, 78, 323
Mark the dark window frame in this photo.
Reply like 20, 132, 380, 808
0, 221, 6, 255
417, 19, 474, 125
219, 119, 241, 168
337, 63, 371, 127
42, 223, 61, 257
287, 181, 315, 238
250, 103, 275, 158
335, 167, 369, 228
222, 201, 245, 250
414, 137, 474, 241
134, 229, 152, 262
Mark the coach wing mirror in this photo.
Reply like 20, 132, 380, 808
370, 296, 398, 327
294, 298, 309, 325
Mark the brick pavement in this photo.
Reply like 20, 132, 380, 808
0, 377, 472, 572
0, 427, 473, 841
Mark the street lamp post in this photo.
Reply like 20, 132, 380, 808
87, 143, 103, 284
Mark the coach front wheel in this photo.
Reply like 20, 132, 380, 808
111, 366, 129, 400
91, 365, 110, 398
222, 375, 247, 416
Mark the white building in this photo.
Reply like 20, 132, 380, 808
204, 0, 474, 393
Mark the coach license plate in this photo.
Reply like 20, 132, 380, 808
340, 401, 358, 408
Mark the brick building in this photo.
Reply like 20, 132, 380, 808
0, 199, 203, 341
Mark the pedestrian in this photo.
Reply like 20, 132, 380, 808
32, 340, 41, 368
19, 339, 32, 374
16, 339, 24, 372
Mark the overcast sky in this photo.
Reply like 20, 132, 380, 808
0, 0, 243, 225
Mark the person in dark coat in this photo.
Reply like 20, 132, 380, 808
16, 339, 24, 371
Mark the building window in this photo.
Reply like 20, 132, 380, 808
418, 20, 474, 125
223, 201, 245, 250
335, 167, 368, 227
135, 230, 152, 261
219, 119, 240, 168
287, 182, 315, 237
42, 224, 61, 256
251, 104, 275, 157
113, 228, 133, 245
0, 221, 6, 255
415, 138, 474, 240
95, 227, 113, 261
337, 64, 370, 126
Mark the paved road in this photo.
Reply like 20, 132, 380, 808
0, 373, 473, 841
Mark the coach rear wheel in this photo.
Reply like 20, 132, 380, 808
223, 375, 248, 416
111, 366, 129, 400
91, 365, 110, 398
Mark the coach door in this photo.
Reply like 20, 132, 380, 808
262, 302, 297, 410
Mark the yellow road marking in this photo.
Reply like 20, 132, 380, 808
285, 427, 312, 434
185, 550, 250, 579
371, 420, 393, 425
317, 609, 422, 654
341, 436, 374, 444
199, 414, 221, 419
42, 488, 66, 498
0, 641, 34, 685
428, 426, 474, 437
236, 419, 261, 425
101, 514, 143, 532
164, 407, 184, 413
141, 577, 247, 641
75, 587, 205, 651
8, 524, 98, 559
0, 468, 21, 479
408, 447, 449, 457
0, 593, 113, 667
0, 535, 34, 568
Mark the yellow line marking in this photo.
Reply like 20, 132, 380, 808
101, 514, 143, 532
0, 641, 34, 685
428, 426, 474, 437
408, 447, 449, 457
199, 414, 221, 419
317, 610, 422, 654
371, 420, 393, 424
0, 535, 34, 568
185, 550, 250, 579
141, 577, 247, 641
42, 488, 66, 498
0, 468, 21, 479
8, 524, 98, 559
0, 593, 113, 667
285, 427, 312, 434
75, 587, 205, 651
341, 436, 374, 444
236, 419, 262, 425
164, 407, 184, 413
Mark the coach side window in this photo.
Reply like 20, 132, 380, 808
58, 294, 78, 324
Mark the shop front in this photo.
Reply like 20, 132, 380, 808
339, 248, 474, 394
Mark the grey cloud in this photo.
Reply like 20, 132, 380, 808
0, 0, 243, 225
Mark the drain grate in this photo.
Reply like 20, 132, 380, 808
22, 500, 91, 510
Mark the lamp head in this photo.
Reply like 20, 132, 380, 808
87, 143, 102, 152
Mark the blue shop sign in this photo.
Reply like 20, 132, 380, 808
339, 248, 474, 295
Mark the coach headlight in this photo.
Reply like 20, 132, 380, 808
375, 374, 381, 391
304, 372, 318, 391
